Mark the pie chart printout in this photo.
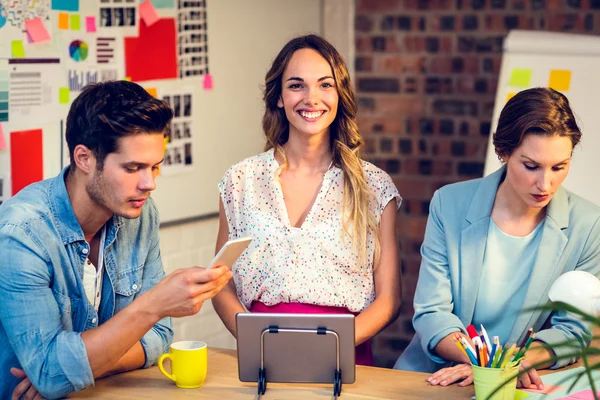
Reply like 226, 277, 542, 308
69, 40, 88, 62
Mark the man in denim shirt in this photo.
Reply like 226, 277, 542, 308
0, 81, 232, 399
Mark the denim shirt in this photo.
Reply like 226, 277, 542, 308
0, 168, 173, 399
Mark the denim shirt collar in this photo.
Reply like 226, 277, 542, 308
48, 167, 124, 246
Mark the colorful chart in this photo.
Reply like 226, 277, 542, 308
69, 40, 88, 62
0, 5, 6, 29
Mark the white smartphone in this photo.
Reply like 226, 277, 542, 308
208, 236, 253, 269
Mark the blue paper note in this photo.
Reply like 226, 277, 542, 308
51, 0, 79, 12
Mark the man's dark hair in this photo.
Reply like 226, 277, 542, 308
66, 80, 173, 171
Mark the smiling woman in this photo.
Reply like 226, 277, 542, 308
212, 34, 403, 366
394, 87, 600, 390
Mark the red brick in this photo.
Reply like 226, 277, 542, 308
440, 36, 453, 53
485, 14, 505, 31
457, 75, 476, 94
356, 0, 403, 12
377, 97, 426, 116
404, 35, 427, 52
357, 116, 404, 134
355, 36, 372, 53
428, 56, 453, 74
433, 160, 453, 176
393, 177, 430, 198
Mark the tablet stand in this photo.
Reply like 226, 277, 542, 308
256, 325, 343, 399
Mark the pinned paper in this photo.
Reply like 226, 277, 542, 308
140, 0, 160, 27
58, 12, 69, 30
203, 73, 213, 90
10, 129, 43, 195
25, 18, 51, 43
86, 16, 96, 33
124, 18, 177, 82
59, 87, 70, 104
146, 87, 158, 98
548, 69, 571, 91
0, 124, 5, 150
51, 0, 78, 11
70, 14, 81, 30
11, 40, 25, 58
151, 0, 175, 7
506, 92, 516, 103
508, 68, 532, 87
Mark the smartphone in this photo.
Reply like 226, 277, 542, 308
208, 236, 253, 269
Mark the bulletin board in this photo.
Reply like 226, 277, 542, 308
484, 30, 600, 207
0, 0, 323, 224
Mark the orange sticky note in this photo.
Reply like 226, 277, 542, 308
0, 124, 6, 150
506, 92, 516, 102
25, 18, 51, 43
146, 87, 157, 98
203, 73, 213, 90
139, 0, 160, 27
548, 70, 571, 91
58, 12, 69, 30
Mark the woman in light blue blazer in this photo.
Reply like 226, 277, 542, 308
394, 88, 600, 389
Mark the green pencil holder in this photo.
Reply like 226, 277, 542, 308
472, 363, 520, 400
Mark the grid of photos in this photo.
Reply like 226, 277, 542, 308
99, 0, 137, 28
177, 0, 209, 78
161, 92, 194, 175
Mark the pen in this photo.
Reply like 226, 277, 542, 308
501, 344, 517, 368
513, 333, 536, 363
496, 343, 509, 368
454, 334, 468, 358
490, 339, 502, 368
475, 342, 481, 367
480, 324, 492, 355
518, 327, 533, 350
456, 336, 479, 365
466, 325, 479, 341
487, 340, 498, 368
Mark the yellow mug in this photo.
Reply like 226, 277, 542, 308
158, 341, 208, 388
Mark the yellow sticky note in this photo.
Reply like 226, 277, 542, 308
548, 70, 571, 91
70, 14, 81, 30
59, 87, 70, 104
11, 40, 25, 58
58, 12, 69, 30
146, 87, 158, 98
509, 68, 532, 87
506, 92, 516, 103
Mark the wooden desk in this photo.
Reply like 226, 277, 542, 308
70, 348, 474, 399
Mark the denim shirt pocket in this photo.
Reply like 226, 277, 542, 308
114, 263, 144, 297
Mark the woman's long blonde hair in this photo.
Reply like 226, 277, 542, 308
262, 34, 379, 267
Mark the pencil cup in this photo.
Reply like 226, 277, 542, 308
472, 363, 519, 400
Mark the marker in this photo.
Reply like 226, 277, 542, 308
480, 324, 492, 355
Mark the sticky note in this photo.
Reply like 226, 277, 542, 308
25, 18, 51, 43
151, 0, 175, 8
548, 69, 571, 91
506, 92, 516, 103
52, 0, 79, 11
146, 87, 158, 98
70, 14, 81, 30
509, 68, 532, 87
0, 124, 5, 150
10, 129, 43, 195
140, 0, 160, 27
59, 87, 70, 104
58, 12, 69, 30
11, 40, 25, 58
203, 73, 213, 90
86, 16, 96, 33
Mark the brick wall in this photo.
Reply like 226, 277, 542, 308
355, 0, 600, 367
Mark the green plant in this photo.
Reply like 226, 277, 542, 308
486, 301, 600, 400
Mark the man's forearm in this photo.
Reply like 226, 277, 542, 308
82, 291, 160, 378
96, 341, 146, 379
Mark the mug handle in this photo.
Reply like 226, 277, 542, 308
158, 353, 176, 382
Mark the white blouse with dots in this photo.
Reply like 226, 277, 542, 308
218, 149, 402, 313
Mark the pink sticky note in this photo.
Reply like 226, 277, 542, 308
139, 0, 160, 27
0, 124, 6, 150
86, 16, 96, 33
523, 384, 564, 394
203, 73, 213, 90
24, 18, 51, 43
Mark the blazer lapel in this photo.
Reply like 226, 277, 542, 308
458, 167, 506, 324
508, 186, 569, 344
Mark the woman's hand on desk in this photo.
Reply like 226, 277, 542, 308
427, 363, 474, 387
516, 360, 543, 390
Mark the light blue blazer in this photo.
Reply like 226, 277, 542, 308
394, 166, 600, 372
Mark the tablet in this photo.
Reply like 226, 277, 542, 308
236, 313, 355, 384
209, 236, 252, 269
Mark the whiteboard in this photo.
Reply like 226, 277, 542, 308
483, 30, 600, 207
0, 0, 323, 224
